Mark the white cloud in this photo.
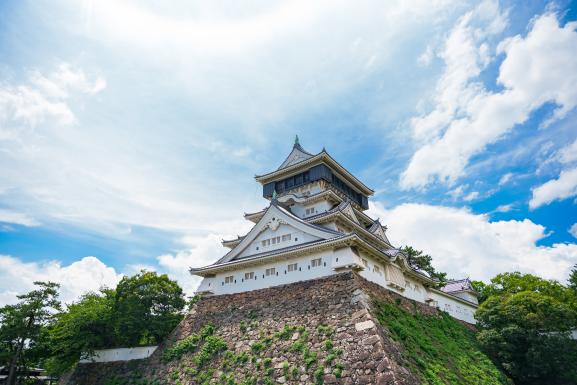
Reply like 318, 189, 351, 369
401, 12, 577, 189
0, 209, 40, 227
569, 223, 577, 239
369, 202, 577, 281
558, 138, 577, 164
0, 63, 105, 129
530, 167, 577, 209
156, 234, 224, 296
0, 255, 121, 306
493, 203, 514, 213
463, 191, 479, 201
498, 172, 513, 186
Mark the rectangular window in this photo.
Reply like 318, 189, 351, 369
276, 236, 281, 244
224, 276, 234, 284
311, 258, 322, 267
272, 237, 277, 245
282, 234, 291, 242
305, 207, 315, 216
288, 263, 298, 272
266, 268, 276, 276
244, 272, 254, 280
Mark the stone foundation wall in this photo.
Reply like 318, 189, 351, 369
61, 272, 450, 385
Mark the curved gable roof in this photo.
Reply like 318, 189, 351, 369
215, 202, 343, 265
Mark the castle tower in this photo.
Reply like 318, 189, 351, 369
190, 138, 477, 323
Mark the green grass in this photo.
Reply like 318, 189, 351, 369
373, 299, 511, 385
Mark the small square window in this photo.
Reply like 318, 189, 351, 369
288, 263, 298, 272
266, 268, 276, 276
245, 272, 254, 280
224, 276, 234, 284
311, 258, 322, 267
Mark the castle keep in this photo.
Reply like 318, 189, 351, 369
191, 138, 478, 323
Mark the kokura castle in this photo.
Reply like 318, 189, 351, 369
191, 138, 478, 323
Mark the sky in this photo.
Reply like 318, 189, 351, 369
1, 0, 577, 305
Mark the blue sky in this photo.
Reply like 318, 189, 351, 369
1, 0, 577, 304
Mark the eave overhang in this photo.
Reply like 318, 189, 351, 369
255, 151, 374, 196
190, 234, 355, 276
428, 288, 479, 308
308, 210, 393, 249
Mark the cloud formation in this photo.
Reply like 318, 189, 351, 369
0, 255, 121, 306
402, 12, 577, 189
369, 202, 577, 282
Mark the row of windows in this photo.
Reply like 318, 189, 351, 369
222, 258, 324, 285
274, 170, 311, 193
261, 233, 292, 247
362, 257, 422, 293
331, 174, 363, 206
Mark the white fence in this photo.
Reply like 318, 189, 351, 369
80, 346, 157, 363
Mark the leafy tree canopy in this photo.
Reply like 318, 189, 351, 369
0, 281, 61, 385
401, 246, 447, 286
113, 270, 186, 347
44, 289, 116, 375
474, 270, 577, 385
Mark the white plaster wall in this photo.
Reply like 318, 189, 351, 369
79, 346, 157, 363
237, 224, 321, 259
450, 291, 479, 305
196, 249, 478, 324
428, 291, 477, 324
355, 253, 428, 303
200, 250, 348, 295
290, 200, 333, 219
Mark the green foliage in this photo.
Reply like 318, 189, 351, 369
250, 341, 264, 354
325, 353, 336, 365
316, 324, 333, 337
274, 324, 294, 340
323, 339, 333, 351
163, 323, 215, 361
44, 290, 116, 374
333, 362, 344, 378
262, 357, 272, 368
374, 299, 509, 385
401, 246, 447, 285
476, 290, 577, 385
475, 271, 576, 305
314, 367, 324, 384
114, 270, 186, 346
239, 321, 247, 334
303, 348, 317, 371
282, 360, 289, 376
0, 281, 61, 384
568, 263, 577, 293
291, 366, 299, 379
289, 340, 305, 352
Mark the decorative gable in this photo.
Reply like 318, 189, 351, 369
217, 203, 342, 264
340, 202, 360, 224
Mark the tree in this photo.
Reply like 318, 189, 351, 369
476, 290, 577, 385
470, 280, 488, 303
45, 289, 117, 375
114, 270, 186, 346
569, 264, 577, 293
0, 281, 61, 385
401, 246, 447, 286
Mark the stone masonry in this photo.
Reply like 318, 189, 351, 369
62, 272, 449, 385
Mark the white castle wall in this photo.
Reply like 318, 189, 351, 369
196, 249, 478, 324
197, 249, 343, 296
79, 346, 157, 363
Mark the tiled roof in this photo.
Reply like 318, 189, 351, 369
441, 278, 474, 293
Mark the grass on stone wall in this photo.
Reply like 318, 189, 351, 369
373, 299, 511, 385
